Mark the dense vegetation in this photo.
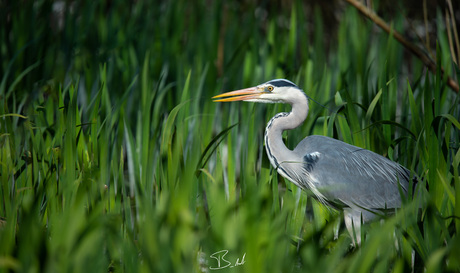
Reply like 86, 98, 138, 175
1, 1, 459, 272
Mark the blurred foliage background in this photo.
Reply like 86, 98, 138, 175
1, 0, 459, 272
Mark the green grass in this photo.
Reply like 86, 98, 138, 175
1, 1, 459, 272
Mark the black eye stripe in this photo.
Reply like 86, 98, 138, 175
266, 79, 298, 88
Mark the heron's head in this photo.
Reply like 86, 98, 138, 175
213, 79, 306, 104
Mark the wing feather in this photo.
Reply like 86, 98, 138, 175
288, 135, 410, 210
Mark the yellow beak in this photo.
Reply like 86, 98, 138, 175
212, 87, 263, 102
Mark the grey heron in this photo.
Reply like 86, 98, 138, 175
213, 79, 412, 245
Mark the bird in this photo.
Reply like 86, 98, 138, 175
213, 79, 412, 245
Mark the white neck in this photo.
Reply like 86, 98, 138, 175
264, 91, 309, 169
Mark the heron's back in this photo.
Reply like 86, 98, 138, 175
290, 135, 411, 210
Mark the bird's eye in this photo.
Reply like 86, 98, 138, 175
267, 86, 274, 92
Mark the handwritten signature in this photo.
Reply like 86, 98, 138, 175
209, 249, 246, 270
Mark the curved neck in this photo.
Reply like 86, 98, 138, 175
264, 95, 309, 166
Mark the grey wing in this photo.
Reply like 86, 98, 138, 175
291, 135, 410, 210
